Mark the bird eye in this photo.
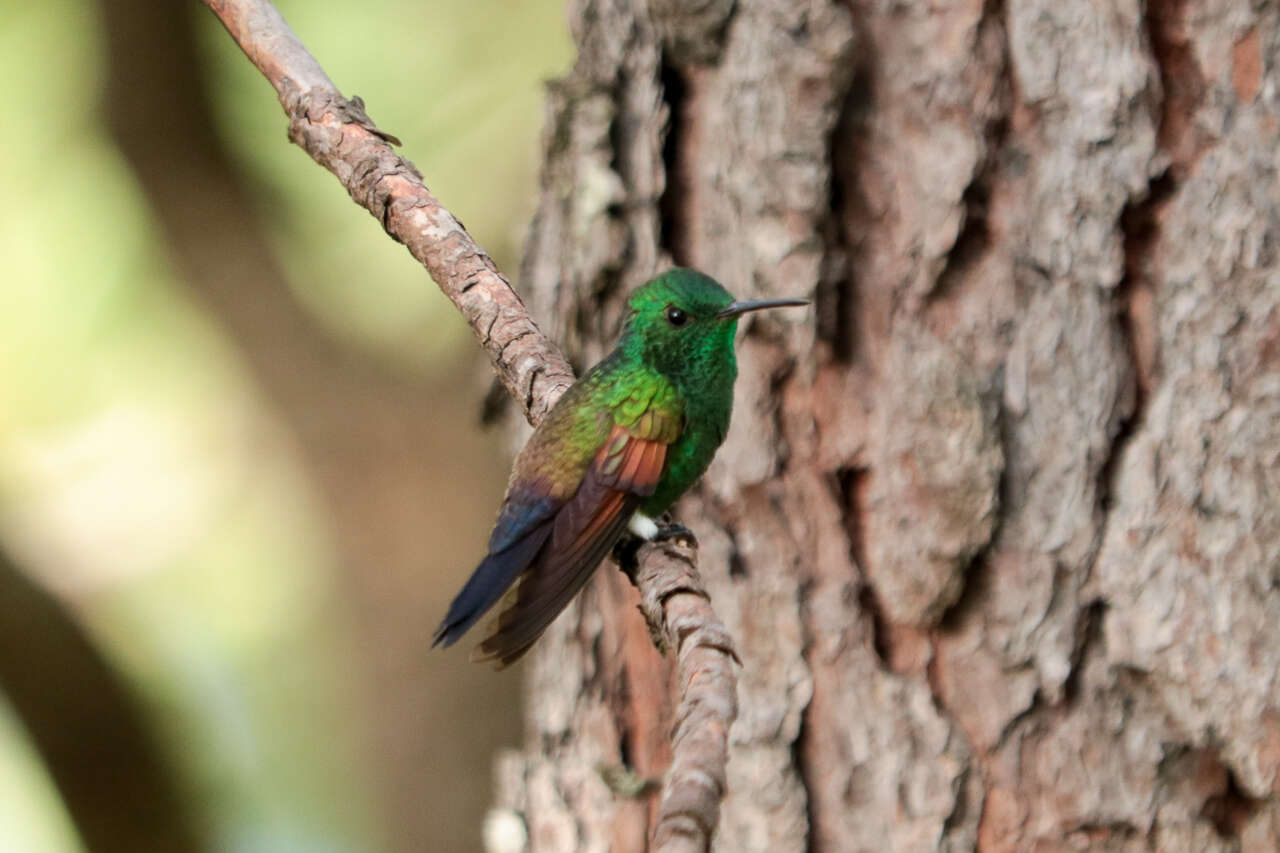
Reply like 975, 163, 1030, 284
665, 306, 688, 327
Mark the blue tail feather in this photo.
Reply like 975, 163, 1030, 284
432, 526, 550, 648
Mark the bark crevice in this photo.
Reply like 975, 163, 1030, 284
657, 57, 694, 267
815, 60, 871, 363
1202, 763, 1264, 840
1145, 0, 1211, 178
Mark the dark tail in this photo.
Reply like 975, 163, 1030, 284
474, 502, 633, 668
432, 527, 550, 648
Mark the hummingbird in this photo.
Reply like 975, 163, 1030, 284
432, 268, 807, 667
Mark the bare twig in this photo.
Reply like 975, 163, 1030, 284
204, 0, 574, 425
201, 2, 739, 849
630, 539, 739, 852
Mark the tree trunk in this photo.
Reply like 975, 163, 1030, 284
494, 0, 1280, 850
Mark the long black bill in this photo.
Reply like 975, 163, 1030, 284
715, 297, 809, 319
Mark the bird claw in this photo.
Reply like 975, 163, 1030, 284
612, 520, 697, 582
653, 520, 697, 548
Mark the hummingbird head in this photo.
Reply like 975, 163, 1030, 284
620, 268, 807, 389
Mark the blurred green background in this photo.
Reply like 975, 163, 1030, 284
0, 0, 570, 850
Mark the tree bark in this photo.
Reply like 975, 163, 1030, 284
494, 0, 1280, 850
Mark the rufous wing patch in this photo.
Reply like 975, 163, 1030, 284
473, 418, 675, 667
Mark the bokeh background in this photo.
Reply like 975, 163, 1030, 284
0, 1, 570, 850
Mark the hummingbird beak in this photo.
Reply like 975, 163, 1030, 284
715, 298, 809, 319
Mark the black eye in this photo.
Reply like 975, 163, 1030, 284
665, 306, 688, 327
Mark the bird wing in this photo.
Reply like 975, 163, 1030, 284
473, 398, 682, 668
429, 489, 558, 649
430, 382, 592, 651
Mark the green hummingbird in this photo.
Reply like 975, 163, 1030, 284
432, 268, 807, 667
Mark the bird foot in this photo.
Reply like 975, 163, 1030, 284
612, 519, 697, 583
652, 520, 697, 548
612, 535, 644, 581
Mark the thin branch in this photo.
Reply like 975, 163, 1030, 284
630, 539, 739, 852
204, 0, 574, 426
201, 2, 739, 850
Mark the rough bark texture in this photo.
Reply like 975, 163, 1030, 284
494, 0, 1280, 850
